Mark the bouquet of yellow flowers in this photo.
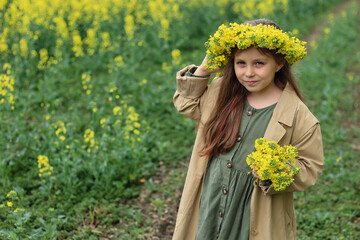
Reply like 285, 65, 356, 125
246, 138, 300, 191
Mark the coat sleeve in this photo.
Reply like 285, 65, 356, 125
173, 65, 211, 121
287, 123, 324, 191
258, 123, 324, 195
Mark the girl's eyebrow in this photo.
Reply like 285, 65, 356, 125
234, 57, 267, 62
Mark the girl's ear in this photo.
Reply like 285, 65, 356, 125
276, 63, 284, 72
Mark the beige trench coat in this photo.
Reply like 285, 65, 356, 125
172, 65, 324, 240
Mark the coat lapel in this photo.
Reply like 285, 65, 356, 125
263, 84, 298, 144
264, 120, 286, 143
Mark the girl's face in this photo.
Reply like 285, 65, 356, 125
234, 47, 283, 96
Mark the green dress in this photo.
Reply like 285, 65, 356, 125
196, 102, 276, 240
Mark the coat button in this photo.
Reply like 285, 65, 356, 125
226, 161, 232, 168
247, 110, 253, 116
251, 228, 258, 236
216, 233, 219, 239
236, 135, 242, 142
222, 187, 228, 195
219, 210, 223, 218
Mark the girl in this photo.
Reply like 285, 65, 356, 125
172, 19, 324, 240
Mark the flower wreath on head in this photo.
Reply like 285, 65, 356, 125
205, 23, 307, 70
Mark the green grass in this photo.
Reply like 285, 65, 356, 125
294, 3, 360, 239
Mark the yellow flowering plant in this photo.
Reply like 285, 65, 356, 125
246, 138, 300, 191
205, 23, 307, 69
37, 155, 54, 177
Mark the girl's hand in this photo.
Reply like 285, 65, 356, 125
252, 169, 260, 179
194, 55, 220, 76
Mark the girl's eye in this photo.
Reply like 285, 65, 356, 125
256, 61, 265, 65
236, 61, 245, 65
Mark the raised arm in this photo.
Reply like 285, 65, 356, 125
173, 56, 219, 121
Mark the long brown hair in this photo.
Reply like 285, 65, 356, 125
201, 19, 303, 157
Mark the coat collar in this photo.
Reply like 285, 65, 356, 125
264, 84, 300, 143
273, 83, 299, 127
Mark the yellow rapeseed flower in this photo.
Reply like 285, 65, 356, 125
346, 74, 354, 81
72, 31, 84, 57
159, 19, 170, 40
19, 38, 28, 58
82, 73, 92, 94
124, 15, 135, 40
113, 106, 122, 116
0, 0, 7, 11
85, 28, 98, 56
54, 121, 66, 141
114, 56, 124, 67
171, 49, 181, 66
162, 62, 171, 73
37, 155, 53, 177
100, 32, 111, 51
0, 63, 15, 106
310, 41, 317, 50
341, 11, 347, 18
84, 129, 98, 151
324, 27, 331, 35
6, 190, 17, 198
139, 79, 147, 86
246, 138, 300, 191
100, 118, 107, 125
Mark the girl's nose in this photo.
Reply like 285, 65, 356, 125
245, 67, 255, 77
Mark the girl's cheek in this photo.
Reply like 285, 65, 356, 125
235, 74, 244, 84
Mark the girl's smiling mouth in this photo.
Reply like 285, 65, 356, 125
245, 81, 258, 86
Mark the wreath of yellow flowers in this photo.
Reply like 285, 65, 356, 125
205, 23, 307, 70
